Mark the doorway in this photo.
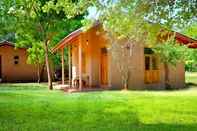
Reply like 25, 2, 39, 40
100, 48, 108, 85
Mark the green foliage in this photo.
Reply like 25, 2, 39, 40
0, 0, 17, 42
6, 0, 83, 68
7, 0, 63, 67
185, 49, 197, 72
43, 0, 96, 18
49, 17, 82, 67
12, 0, 66, 43
27, 42, 45, 65
183, 23, 197, 40
92, 0, 156, 42
144, 0, 197, 29
153, 38, 188, 66
183, 23, 197, 72
83, 0, 196, 43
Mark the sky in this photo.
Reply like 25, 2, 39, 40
87, 7, 99, 20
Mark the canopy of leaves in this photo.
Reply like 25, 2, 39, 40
6, 0, 83, 67
185, 48, 197, 71
144, 0, 197, 29
27, 42, 45, 64
0, 0, 17, 42
183, 23, 197, 40
153, 39, 188, 66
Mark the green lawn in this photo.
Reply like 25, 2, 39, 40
0, 73, 197, 131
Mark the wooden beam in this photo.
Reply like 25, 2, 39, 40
68, 46, 72, 88
78, 35, 83, 90
61, 48, 65, 85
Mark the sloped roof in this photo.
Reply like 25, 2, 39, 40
175, 33, 196, 43
0, 41, 27, 49
52, 22, 100, 53
52, 29, 82, 53
0, 41, 15, 47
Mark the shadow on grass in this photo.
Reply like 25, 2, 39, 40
132, 123, 197, 131
72, 102, 197, 131
0, 83, 47, 90
186, 82, 197, 87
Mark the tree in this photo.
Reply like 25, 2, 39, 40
0, 0, 17, 42
0, 0, 46, 83
0, 0, 84, 89
183, 23, 197, 40
50, 18, 82, 69
185, 49, 197, 72
40, 0, 96, 88
8, 0, 83, 89
26, 42, 45, 83
93, 0, 196, 89
153, 38, 188, 89
15, 31, 46, 83
8, 0, 66, 89
109, 39, 134, 90
91, 1, 161, 89
182, 23, 197, 72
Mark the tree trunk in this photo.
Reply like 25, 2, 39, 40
123, 82, 128, 90
44, 40, 53, 90
122, 71, 129, 90
37, 62, 41, 83
164, 63, 171, 89
40, 64, 45, 82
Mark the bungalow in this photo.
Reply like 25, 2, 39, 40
0, 41, 46, 82
52, 24, 197, 90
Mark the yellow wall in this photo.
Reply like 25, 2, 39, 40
0, 45, 39, 82
71, 25, 185, 89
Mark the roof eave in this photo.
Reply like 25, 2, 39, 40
52, 29, 82, 53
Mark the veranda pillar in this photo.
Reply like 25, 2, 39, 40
61, 48, 65, 85
68, 46, 72, 88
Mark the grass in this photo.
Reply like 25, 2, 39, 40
0, 73, 197, 131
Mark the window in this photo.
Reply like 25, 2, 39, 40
152, 56, 158, 70
101, 48, 107, 54
145, 56, 150, 70
145, 55, 159, 71
144, 48, 160, 84
14, 56, 19, 65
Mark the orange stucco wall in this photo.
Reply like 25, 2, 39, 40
70, 25, 185, 89
0, 45, 38, 82
168, 62, 185, 89
71, 26, 106, 87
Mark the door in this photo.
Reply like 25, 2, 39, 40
144, 55, 160, 84
100, 48, 108, 85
